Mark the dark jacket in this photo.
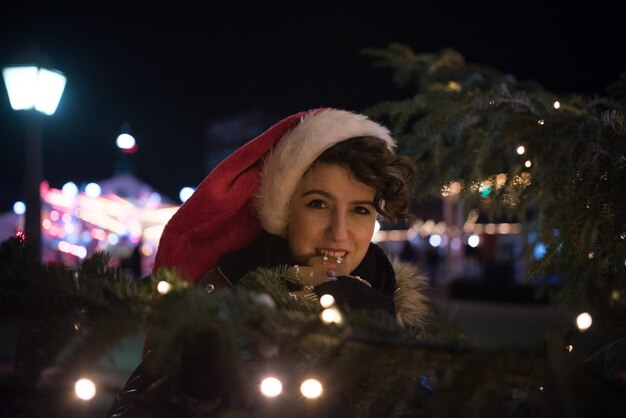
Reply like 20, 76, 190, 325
212, 232, 397, 315
106, 233, 428, 418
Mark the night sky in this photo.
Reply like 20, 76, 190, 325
1, 2, 623, 212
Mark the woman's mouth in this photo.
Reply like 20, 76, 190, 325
317, 249, 347, 259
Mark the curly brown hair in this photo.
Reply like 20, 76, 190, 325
313, 136, 416, 224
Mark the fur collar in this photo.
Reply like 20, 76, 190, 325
392, 258, 431, 331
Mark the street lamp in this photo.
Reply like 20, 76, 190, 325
2, 63, 67, 260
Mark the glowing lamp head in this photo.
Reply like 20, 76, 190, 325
13, 201, 26, 215
116, 133, 137, 153
3, 65, 67, 115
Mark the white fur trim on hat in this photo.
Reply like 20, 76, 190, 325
256, 108, 396, 237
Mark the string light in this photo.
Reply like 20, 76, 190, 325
446, 81, 461, 91
495, 174, 507, 189
260, 376, 283, 397
484, 224, 497, 235
157, 281, 172, 295
553, 101, 561, 109
300, 378, 323, 399
576, 312, 592, 331
516, 145, 525, 155
467, 234, 480, 248
525, 160, 532, 168
141, 244, 153, 256
479, 181, 493, 197
75, 378, 96, 400
320, 307, 343, 325
512, 173, 532, 187
566, 345, 573, 352
611, 290, 620, 301
440, 181, 462, 196
319, 294, 335, 308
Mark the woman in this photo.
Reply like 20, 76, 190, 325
108, 108, 429, 417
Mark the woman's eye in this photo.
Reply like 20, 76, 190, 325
353, 206, 371, 215
306, 199, 327, 209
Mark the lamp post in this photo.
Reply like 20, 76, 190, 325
2, 62, 67, 261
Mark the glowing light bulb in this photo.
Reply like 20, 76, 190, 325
13, 201, 26, 215
525, 160, 532, 168
319, 294, 335, 308
576, 312, 592, 331
116, 133, 136, 150
157, 281, 172, 295
428, 234, 442, 247
75, 378, 96, 400
85, 182, 101, 198
320, 307, 343, 324
300, 378, 323, 399
467, 234, 480, 248
179, 186, 195, 203
141, 244, 153, 256
260, 376, 283, 397
516, 146, 525, 155
553, 101, 561, 109
62, 181, 78, 197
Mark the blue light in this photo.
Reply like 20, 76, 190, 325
428, 234, 442, 247
179, 187, 195, 203
533, 242, 547, 259
13, 201, 26, 215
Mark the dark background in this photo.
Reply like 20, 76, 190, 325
1, 2, 623, 210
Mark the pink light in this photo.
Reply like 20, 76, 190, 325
121, 144, 138, 154
47, 225, 67, 238
90, 228, 107, 241
58, 241, 87, 259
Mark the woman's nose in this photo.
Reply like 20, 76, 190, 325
327, 211, 349, 241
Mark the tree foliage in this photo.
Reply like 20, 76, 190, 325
1, 47, 625, 417
362, 45, 625, 315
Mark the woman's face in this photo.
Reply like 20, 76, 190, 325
287, 162, 378, 273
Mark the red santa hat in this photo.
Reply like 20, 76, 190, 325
153, 108, 396, 283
